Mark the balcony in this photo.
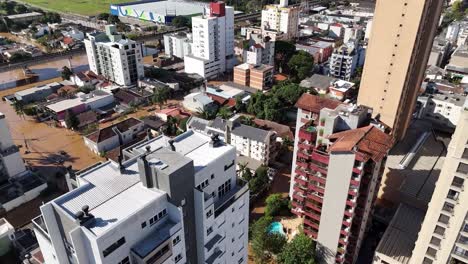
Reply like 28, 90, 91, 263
32, 215, 50, 242
305, 200, 322, 212
292, 192, 306, 202
303, 209, 321, 222
304, 227, 318, 239
307, 193, 324, 203
299, 126, 317, 142
311, 150, 329, 164
304, 218, 320, 230
298, 142, 313, 151
296, 176, 308, 187
214, 182, 249, 218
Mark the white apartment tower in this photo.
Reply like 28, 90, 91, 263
410, 109, 468, 264
33, 130, 249, 264
184, 2, 235, 79
329, 41, 364, 81
85, 25, 144, 86
261, 0, 300, 40
163, 32, 192, 59
0, 112, 26, 182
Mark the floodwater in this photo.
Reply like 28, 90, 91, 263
0, 54, 90, 90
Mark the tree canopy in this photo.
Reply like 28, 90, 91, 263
61, 66, 73, 80
65, 110, 80, 130
250, 216, 287, 263
152, 87, 171, 109
249, 166, 270, 194
265, 193, 291, 217
278, 233, 316, 264
171, 16, 191, 28
288, 50, 314, 82
274, 41, 296, 72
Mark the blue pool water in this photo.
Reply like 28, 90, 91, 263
269, 222, 285, 236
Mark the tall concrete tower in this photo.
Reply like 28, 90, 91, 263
357, 0, 443, 141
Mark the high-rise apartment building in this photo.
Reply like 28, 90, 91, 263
184, 2, 235, 79
163, 32, 192, 59
85, 25, 144, 86
357, 0, 443, 141
290, 94, 392, 263
260, 0, 299, 40
33, 130, 249, 264
0, 112, 26, 182
410, 109, 468, 264
329, 41, 364, 81
290, 94, 393, 264
243, 33, 275, 66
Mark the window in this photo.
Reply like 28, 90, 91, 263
206, 210, 213, 218
207, 227, 213, 236
426, 247, 437, 257
211, 174, 215, 179
146, 244, 170, 264
197, 179, 209, 190
150, 208, 168, 226
102, 237, 126, 257
218, 179, 232, 198
141, 221, 147, 228
430, 236, 441, 247
175, 254, 183, 263
118, 256, 130, 264
173, 236, 181, 246
224, 160, 235, 171
238, 257, 244, 264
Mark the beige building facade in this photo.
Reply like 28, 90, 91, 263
410, 109, 468, 264
357, 0, 443, 141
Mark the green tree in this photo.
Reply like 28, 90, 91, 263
65, 110, 80, 130
278, 233, 316, 264
79, 84, 95, 94
251, 216, 287, 263
165, 116, 178, 136
97, 13, 110, 21
13, 100, 25, 119
197, 107, 217, 120
288, 50, 314, 82
14, 4, 27, 14
178, 117, 189, 132
108, 15, 120, 25
9, 52, 32, 62
61, 66, 73, 80
216, 106, 232, 119
265, 194, 291, 217
451, 0, 467, 21
235, 95, 246, 113
152, 87, 171, 109
171, 16, 191, 28
249, 166, 270, 194
275, 41, 296, 72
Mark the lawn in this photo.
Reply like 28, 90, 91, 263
19, 0, 130, 16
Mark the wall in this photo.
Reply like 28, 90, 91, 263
2, 181, 47, 212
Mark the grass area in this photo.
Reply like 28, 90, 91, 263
19, 0, 130, 16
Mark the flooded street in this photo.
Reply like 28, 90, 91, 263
0, 54, 89, 90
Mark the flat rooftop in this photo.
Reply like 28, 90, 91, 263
46, 91, 112, 113
115, 0, 207, 16
376, 203, 425, 264
131, 130, 234, 173
53, 159, 165, 236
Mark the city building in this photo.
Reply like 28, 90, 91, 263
242, 33, 275, 66
299, 74, 355, 101
427, 37, 451, 68
85, 25, 144, 86
233, 63, 274, 91
260, 0, 300, 40
183, 92, 216, 113
34, 130, 249, 264
357, 0, 444, 141
0, 113, 47, 212
373, 203, 426, 264
6, 12, 43, 23
446, 22, 461, 43
45, 90, 115, 127
188, 115, 278, 167
0, 218, 14, 256
445, 45, 468, 78
184, 2, 235, 79
163, 32, 192, 59
15, 82, 62, 103
410, 109, 468, 264
295, 41, 333, 64
329, 41, 364, 81
83, 117, 145, 155
110, 0, 208, 24
289, 93, 394, 264
417, 93, 467, 132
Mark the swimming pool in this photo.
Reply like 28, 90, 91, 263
269, 222, 285, 236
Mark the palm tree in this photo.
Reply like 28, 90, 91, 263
216, 106, 232, 119
13, 100, 25, 119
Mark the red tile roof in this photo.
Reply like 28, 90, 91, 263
295, 93, 341, 113
327, 125, 394, 162
86, 117, 142, 143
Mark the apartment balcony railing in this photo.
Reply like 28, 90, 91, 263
303, 209, 321, 222
311, 150, 329, 164
304, 218, 320, 230
304, 227, 318, 239
299, 127, 317, 142
298, 142, 313, 151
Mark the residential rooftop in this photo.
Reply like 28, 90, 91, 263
86, 117, 142, 143
295, 93, 342, 113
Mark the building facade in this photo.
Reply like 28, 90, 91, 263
163, 32, 192, 59
243, 33, 275, 66
184, 2, 235, 79
410, 110, 468, 264
289, 94, 393, 264
34, 130, 249, 264
329, 41, 364, 81
357, 0, 444, 141
85, 25, 144, 86
261, 0, 300, 40
233, 63, 273, 91
0, 113, 26, 182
